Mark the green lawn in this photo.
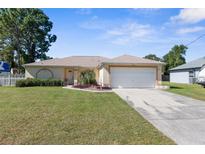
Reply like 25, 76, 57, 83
0, 87, 174, 144
162, 82, 205, 101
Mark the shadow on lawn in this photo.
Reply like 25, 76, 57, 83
170, 86, 184, 89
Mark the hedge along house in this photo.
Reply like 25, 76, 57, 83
170, 57, 205, 84
24, 55, 164, 88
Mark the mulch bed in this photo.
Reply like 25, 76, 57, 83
72, 84, 111, 91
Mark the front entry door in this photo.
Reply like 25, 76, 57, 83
67, 70, 74, 85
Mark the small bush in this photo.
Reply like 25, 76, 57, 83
79, 70, 97, 85
16, 78, 63, 87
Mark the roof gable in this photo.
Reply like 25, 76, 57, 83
103, 54, 163, 64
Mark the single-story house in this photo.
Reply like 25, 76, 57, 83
24, 55, 164, 88
170, 56, 205, 84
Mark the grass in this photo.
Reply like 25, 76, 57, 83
0, 87, 174, 144
162, 82, 205, 101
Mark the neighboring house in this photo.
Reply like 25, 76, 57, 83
24, 55, 164, 88
170, 57, 205, 84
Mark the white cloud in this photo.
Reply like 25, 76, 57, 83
177, 26, 205, 34
105, 22, 154, 45
80, 16, 201, 46
79, 16, 107, 30
111, 37, 131, 45
171, 9, 205, 24
132, 8, 160, 11
75, 9, 92, 15
129, 8, 160, 16
80, 17, 160, 45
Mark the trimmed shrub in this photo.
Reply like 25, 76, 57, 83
16, 78, 63, 87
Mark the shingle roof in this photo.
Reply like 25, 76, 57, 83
24, 54, 163, 67
24, 56, 109, 67
170, 56, 205, 71
102, 55, 164, 65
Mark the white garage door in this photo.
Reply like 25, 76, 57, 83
110, 67, 156, 88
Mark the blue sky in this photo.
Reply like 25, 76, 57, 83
42, 8, 205, 62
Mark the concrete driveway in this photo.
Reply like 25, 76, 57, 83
113, 88, 205, 145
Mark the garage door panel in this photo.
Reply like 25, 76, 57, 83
110, 67, 156, 88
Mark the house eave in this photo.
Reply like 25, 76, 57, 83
101, 62, 164, 65
23, 64, 97, 69
169, 67, 201, 72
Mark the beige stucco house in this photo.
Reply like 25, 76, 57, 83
24, 55, 164, 88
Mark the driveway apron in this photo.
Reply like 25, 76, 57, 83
113, 88, 205, 145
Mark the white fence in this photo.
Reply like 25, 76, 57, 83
0, 75, 25, 86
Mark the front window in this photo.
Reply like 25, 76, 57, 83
189, 71, 194, 77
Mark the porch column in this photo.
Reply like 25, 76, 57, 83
73, 67, 78, 85
157, 65, 162, 85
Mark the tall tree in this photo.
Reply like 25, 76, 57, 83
144, 54, 162, 61
163, 44, 187, 74
0, 9, 24, 70
0, 8, 56, 72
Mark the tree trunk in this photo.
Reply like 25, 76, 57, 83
28, 43, 36, 63
16, 49, 21, 74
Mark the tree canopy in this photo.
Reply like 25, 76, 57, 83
144, 44, 188, 75
144, 54, 163, 62
0, 8, 56, 72
163, 44, 188, 74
